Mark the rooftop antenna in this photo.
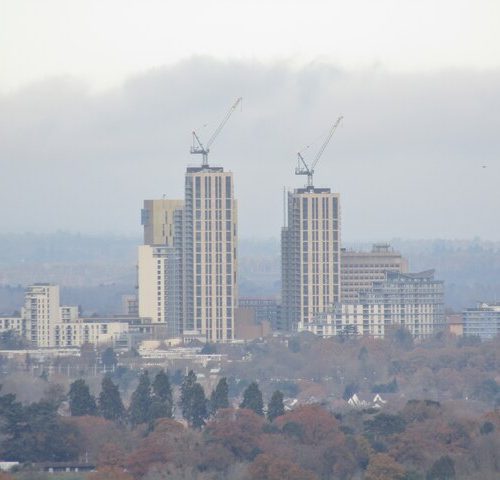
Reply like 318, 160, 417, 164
190, 97, 243, 167
295, 116, 343, 188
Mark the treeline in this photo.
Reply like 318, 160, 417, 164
66, 370, 284, 429
1, 372, 500, 479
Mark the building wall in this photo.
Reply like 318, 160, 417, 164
234, 307, 271, 340
21, 284, 60, 347
238, 297, 280, 330
138, 245, 181, 336
0, 317, 26, 336
463, 303, 500, 340
184, 166, 237, 342
141, 199, 184, 246
54, 321, 129, 347
282, 187, 341, 332
341, 243, 408, 302
60, 306, 79, 323
298, 303, 386, 338
360, 270, 445, 338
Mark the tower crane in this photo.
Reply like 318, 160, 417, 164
295, 116, 343, 188
190, 97, 242, 167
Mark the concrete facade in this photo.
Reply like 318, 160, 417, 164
138, 244, 182, 336
21, 284, 61, 347
184, 165, 237, 342
282, 186, 341, 332
463, 303, 500, 340
141, 199, 184, 246
341, 243, 408, 302
359, 270, 445, 338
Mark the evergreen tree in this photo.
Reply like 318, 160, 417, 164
427, 455, 456, 480
128, 370, 152, 427
151, 370, 173, 420
210, 377, 229, 415
68, 379, 97, 416
267, 390, 285, 422
179, 370, 197, 422
190, 383, 208, 429
101, 347, 118, 370
179, 371, 208, 428
99, 375, 125, 421
240, 382, 264, 416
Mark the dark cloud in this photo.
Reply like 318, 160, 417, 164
1, 58, 499, 239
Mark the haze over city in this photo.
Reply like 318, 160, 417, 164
1, 0, 500, 240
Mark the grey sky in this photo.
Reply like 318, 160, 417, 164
1, 1, 499, 240
1, 59, 499, 240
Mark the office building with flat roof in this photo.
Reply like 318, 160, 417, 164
341, 243, 408, 303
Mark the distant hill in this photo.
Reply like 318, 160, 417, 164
1, 234, 499, 312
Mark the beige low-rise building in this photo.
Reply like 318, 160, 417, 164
341, 243, 408, 303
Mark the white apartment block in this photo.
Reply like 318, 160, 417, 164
298, 303, 386, 338
21, 284, 61, 347
463, 303, 500, 340
1, 284, 129, 348
0, 316, 26, 337
282, 187, 341, 331
359, 270, 445, 338
341, 243, 408, 302
60, 306, 79, 323
184, 166, 237, 342
301, 270, 444, 339
138, 244, 182, 337
53, 320, 129, 348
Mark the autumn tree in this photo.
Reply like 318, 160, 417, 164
99, 375, 125, 422
205, 408, 265, 461
267, 390, 284, 422
129, 370, 153, 427
97, 442, 126, 468
209, 377, 229, 415
365, 453, 406, 480
68, 379, 97, 416
87, 466, 134, 480
240, 382, 264, 416
249, 454, 319, 480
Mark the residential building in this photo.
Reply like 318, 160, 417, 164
298, 303, 386, 338
359, 270, 445, 338
2, 284, 131, 348
0, 316, 26, 337
341, 243, 408, 302
183, 165, 237, 342
53, 319, 129, 348
122, 294, 138, 316
463, 303, 500, 340
21, 284, 61, 347
281, 186, 341, 332
138, 244, 182, 337
238, 297, 281, 330
301, 270, 445, 339
141, 199, 184, 246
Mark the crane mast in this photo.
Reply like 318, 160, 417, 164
190, 97, 242, 167
295, 116, 343, 188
